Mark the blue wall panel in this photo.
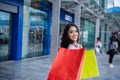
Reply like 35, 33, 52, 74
107, 7, 120, 13
47, 4, 52, 55
40, 2, 52, 55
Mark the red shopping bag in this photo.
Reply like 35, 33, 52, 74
47, 47, 85, 80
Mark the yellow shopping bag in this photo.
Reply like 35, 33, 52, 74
81, 50, 99, 79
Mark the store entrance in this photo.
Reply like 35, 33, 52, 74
0, 11, 11, 62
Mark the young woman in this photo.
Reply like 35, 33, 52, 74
60, 24, 82, 49
48, 24, 84, 80
108, 38, 118, 68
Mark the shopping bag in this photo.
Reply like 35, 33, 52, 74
47, 47, 85, 80
81, 50, 99, 79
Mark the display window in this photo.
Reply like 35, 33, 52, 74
0, 11, 11, 61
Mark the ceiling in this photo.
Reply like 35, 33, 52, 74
104, 13, 120, 30
61, 0, 120, 31
61, 1, 79, 13
61, 0, 104, 22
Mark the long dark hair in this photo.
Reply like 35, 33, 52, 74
60, 24, 79, 48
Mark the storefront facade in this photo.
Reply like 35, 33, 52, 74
0, 0, 24, 61
0, 0, 52, 61
0, 0, 109, 62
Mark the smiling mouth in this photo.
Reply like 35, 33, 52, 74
72, 36, 78, 39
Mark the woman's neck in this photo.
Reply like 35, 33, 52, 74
72, 42, 79, 48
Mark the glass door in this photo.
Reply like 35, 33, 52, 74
27, 7, 48, 57
0, 11, 11, 62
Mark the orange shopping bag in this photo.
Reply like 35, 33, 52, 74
47, 47, 85, 80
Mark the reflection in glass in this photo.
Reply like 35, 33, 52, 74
27, 7, 48, 57
23, 0, 50, 58
0, 11, 10, 61
80, 19, 95, 50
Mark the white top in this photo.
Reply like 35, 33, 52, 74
68, 43, 82, 49
96, 41, 102, 48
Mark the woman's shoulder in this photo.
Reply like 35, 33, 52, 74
68, 43, 83, 49
68, 44, 74, 49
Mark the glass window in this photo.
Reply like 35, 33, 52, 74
80, 19, 95, 50
28, 7, 48, 57
0, 11, 11, 61
23, 0, 50, 58
99, 24, 110, 52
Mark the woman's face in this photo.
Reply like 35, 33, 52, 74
68, 26, 79, 43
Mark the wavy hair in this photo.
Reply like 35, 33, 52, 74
60, 24, 79, 48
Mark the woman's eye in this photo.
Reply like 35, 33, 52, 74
75, 30, 78, 33
69, 31, 73, 33
69, 30, 78, 33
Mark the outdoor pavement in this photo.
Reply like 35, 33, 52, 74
0, 52, 120, 80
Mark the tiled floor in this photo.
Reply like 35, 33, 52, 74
0, 53, 120, 80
